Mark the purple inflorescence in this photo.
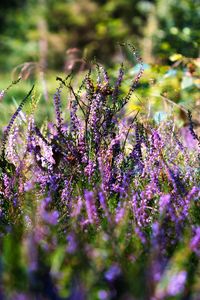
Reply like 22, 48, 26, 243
167, 271, 187, 296
84, 190, 98, 224
53, 87, 63, 130
159, 194, 171, 214
105, 265, 121, 282
190, 227, 200, 255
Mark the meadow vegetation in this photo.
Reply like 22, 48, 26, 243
0, 45, 199, 299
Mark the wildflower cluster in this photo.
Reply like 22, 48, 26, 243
0, 46, 199, 300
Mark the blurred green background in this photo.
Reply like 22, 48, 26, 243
0, 0, 199, 69
0, 0, 199, 127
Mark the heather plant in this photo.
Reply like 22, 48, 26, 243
0, 45, 200, 300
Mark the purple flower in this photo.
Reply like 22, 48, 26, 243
24, 180, 34, 192
42, 210, 59, 225
71, 196, 83, 218
12, 293, 28, 300
159, 194, 171, 214
61, 179, 72, 203
167, 271, 187, 296
115, 205, 125, 223
84, 160, 96, 179
40, 197, 59, 225
3, 174, 12, 199
6, 124, 20, 165
53, 87, 63, 130
105, 265, 121, 282
152, 129, 163, 150
98, 290, 108, 300
134, 226, 146, 244
152, 221, 159, 238
132, 192, 150, 229
190, 227, 200, 255
164, 164, 186, 195
180, 126, 198, 149
84, 190, 98, 224
98, 191, 110, 219
67, 232, 77, 253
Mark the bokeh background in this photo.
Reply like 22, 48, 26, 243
0, 0, 199, 127
1, 0, 199, 68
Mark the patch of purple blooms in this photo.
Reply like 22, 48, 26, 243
0, 45, 200, 300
